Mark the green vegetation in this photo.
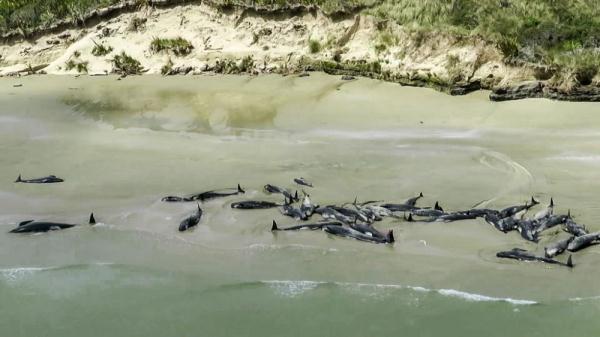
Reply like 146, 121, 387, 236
366, 0, 600, 83
91, 41, 113, 56
308, 39, 321, 54
373, 31, 396, 55
0, 0, 120, 35
212, 0, 379, 14
111, 51, 143, 75
552, 50, 600, 86
306, 59, 383, 76
213, 56, 255, 74
2, 0, 599, 85
64, 51, 88, 73
0, 0, 376, 36
161, 57, 173, 75
239, 55, 254, 72
150, 37, 194, 56
127, 16, 146, 32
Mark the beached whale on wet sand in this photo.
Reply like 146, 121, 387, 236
15, 174, 64, 184
9, 213, 95, 233
179, 205, 203, 232
497, 248, 573, 268
162, 185, 245, 202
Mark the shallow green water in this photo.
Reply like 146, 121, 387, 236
1, 74, 600, 336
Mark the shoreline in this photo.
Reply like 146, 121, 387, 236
1, 1, 599, 102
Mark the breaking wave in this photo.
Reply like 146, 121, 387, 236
548, 155, 600, 163
0, 263, 115, 283
259, 280, 537, 305
569, 295, 600, 302
244, 243, 338, 253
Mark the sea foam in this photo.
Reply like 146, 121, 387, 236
261, 280, 537, 305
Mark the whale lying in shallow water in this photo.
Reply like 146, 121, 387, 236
179, 205, 203, 232
9, 213, 95, 233
162, 185, 245, 202
231, 201, 282, 209
497, 248, 573, 268
323, 224, 395, 244
15, 174, 64, 184
271, 220, 342, 231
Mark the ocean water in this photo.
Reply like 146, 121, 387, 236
1, 74, 600, 336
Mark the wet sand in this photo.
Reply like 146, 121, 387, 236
1, 74, 600, 336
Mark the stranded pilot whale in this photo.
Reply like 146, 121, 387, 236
264, 184, 299, 202
10, 213, 95, 233
294, 177, 313, 187
231, 201, 282, 209
179, 205, 203, 232
567, 232, 600, 252
162, 185, 245, 202
380, 192, 424, 212
499, 197, 539, 218
545, 236, 574, 258
15, 174, 64, 184
271, 220, 342, 231
497, 248, 573, 268
323, 224, 395, 244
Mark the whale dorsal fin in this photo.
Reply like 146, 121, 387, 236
567, 255, 574, 268
15, 174, 22, 183
18, 220, 34, 227
237, 184, 245, 193
387, 230, 395, 243
271, 220, 279, 231
89, 213, 96, 225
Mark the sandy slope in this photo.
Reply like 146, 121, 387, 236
0, 3, 527, 88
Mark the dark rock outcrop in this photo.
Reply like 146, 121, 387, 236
490, 81, 600, 102
449, 80, 481, 96
545, 86, 600, 102
489, 81, 545, 101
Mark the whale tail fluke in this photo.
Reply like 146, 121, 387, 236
387, 230, 395, 243
15, 174, 22, 183
567, 255, 574, 268
237, 184, 245, 194
89, 213, 96, 225
271, 220, 279, 231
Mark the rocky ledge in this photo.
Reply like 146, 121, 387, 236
490, 81, 600, 102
